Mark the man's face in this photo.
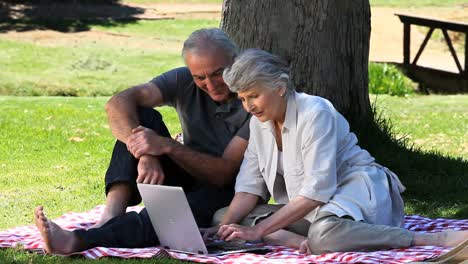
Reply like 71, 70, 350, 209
185, 50, 233, 103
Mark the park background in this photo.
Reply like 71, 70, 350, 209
0, 0, 467, 263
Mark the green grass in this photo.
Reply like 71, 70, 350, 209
0, 96, 183, 262
0, 248, 187, 263
373, 94, 467, 158
0, 97, 181, 228
0, 38, 182, 96
369, 63, 416, 96
357, 95, 468, 219
370, 0, 467, 7
0, 18, 219, 97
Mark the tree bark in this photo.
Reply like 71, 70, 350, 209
221, 0, 371, 121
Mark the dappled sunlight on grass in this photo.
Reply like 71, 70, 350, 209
373, 94, 468, 159
0, 97, 182, 229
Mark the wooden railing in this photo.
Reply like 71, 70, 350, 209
396, 13, 468, 79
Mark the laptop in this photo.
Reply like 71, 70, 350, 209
137, 183, 270, 256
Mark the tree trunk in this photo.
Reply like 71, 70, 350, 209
221, 0, 371, 121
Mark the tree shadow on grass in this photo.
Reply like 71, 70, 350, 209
0, 0, 145, 33
351, 110, 468, 219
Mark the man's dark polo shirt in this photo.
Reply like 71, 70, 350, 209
151, 67, 250, 156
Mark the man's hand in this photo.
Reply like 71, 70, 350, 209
217, 223, 262, 242
127, 126, 172, 158
136, 155, 165, 185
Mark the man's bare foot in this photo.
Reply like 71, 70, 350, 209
34, 206, 85, 255
93, 183, 131, 228
413, 230, 468, 248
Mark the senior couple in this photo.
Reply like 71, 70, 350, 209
35, 28, 467, 255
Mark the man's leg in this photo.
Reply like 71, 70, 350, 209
186, 184, 235, 228
35, 206, 158, 255
36, 183, 230, 254
98, 107, 172, 227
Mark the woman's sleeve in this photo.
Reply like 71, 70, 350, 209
234, 123, 270, 201
299, 110, 338, 203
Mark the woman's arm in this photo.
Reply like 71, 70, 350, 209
202, 192, 259, 239
255, 196, 323, 237
218, 195, 323, 241
219, 192, 260, 226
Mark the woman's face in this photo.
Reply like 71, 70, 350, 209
237, 85, 286, 123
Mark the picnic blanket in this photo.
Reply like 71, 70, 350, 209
1, 205, 467, 264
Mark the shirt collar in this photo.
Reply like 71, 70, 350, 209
215, 96, 242, 114
283, 91, 297, 131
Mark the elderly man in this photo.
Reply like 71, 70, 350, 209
34, 28, 250, 255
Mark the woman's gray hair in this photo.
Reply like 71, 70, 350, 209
223, 49, 291, 93
182, 28, 238, 61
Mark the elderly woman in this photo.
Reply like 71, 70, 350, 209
206, 49, 467, 254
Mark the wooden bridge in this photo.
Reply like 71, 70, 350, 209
396, 13, 468, 93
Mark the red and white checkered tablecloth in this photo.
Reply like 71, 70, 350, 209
1, 205, 467, 263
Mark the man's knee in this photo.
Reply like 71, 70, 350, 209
136, 107, 170, 137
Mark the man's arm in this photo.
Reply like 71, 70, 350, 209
105, 82, 163, 143
167, 135, 248, 187
128, 133, 248, 187
108, 82, 248, 187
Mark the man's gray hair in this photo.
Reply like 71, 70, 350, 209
182, 28, 238, 60
223, 49, 291, 93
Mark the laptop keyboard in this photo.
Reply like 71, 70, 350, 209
206, 240, 252, 250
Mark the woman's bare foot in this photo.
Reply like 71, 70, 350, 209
413, 230, 468, 248
439, 230, 468, 247
299, 239, 312, 254
34, 206, 85, 255
263, 229, 306, 249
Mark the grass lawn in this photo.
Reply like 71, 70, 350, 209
0, 2, 467, 262
368, 95, 467, 219
0, 19, 219, 97
0, 97, 184, 263
372, 94, 467, 158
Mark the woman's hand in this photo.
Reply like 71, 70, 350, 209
200, 226, 220, 240
217, 223, 262, 242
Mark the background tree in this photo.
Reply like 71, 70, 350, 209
221, 0, 372, 122
222, 0, 468, 219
